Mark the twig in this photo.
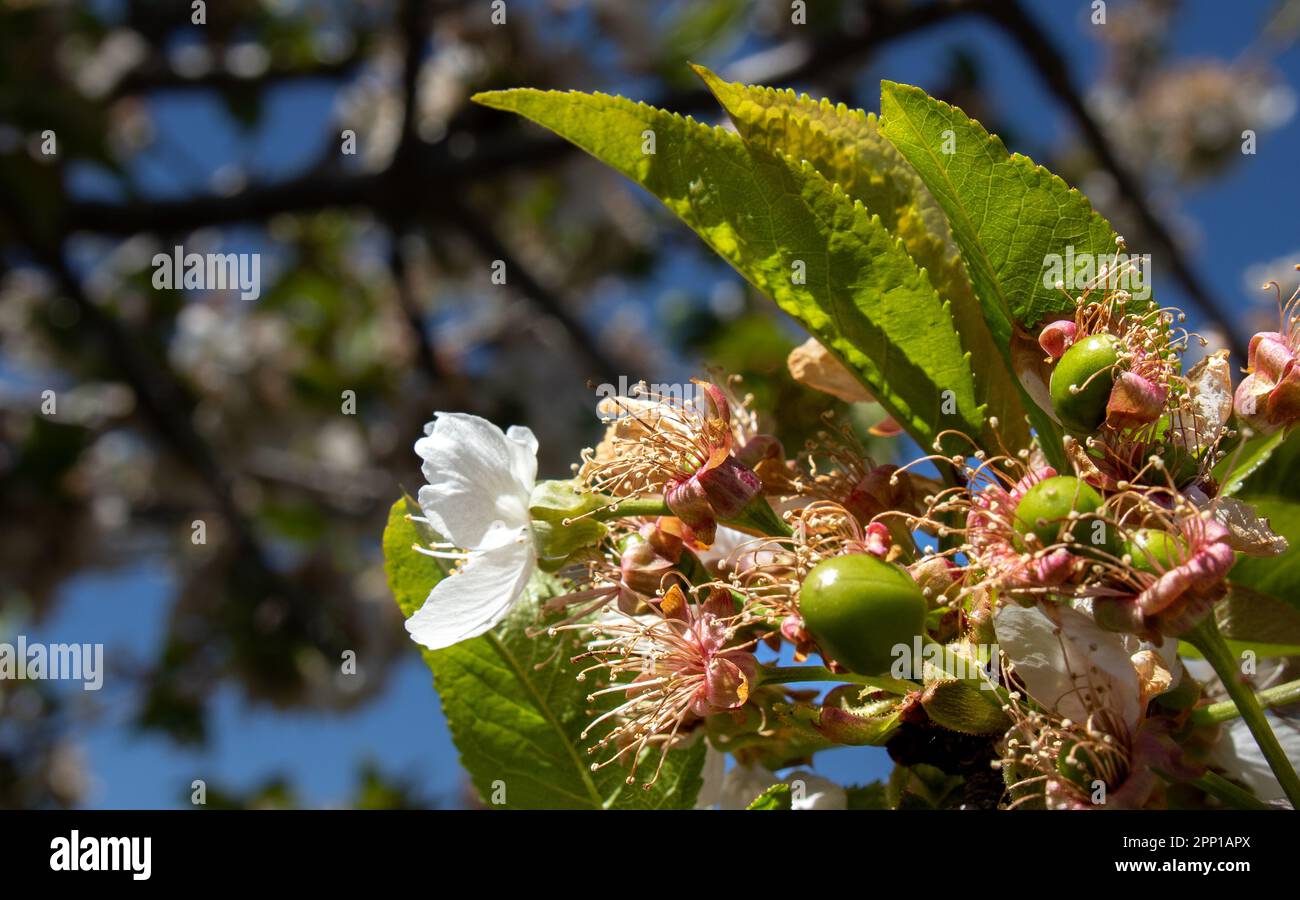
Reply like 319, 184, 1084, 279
1191, 678, 1300, 727
441, 194, 623, 380
58, 0, 974, 237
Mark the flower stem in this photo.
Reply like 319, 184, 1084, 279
1170, 770, 1273, 811
760, 665, 916, 695
1190, 678, 1300, 727
1184, 616, 1300, 808
725, 498, 793, 538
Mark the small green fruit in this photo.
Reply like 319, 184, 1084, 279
1150, 417, 1204, 485
1056, 739, 1104, 790
800, 554, 927, 675
1122, 528, 1185, 574
1049, 333, 1121, 433
1013, 475, 1115, 555
1153, 674, 1200, 712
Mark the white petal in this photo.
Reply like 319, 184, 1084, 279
717, 762, 846, 810
693, 745, 727, 810
505, 425, 539, 488
995, 603, 1142, 732
719, 762, 778, 810
414, 413, 535, 549
404, 533, 535, 650
1212, 715, 1300, 804
783, 771, 847, 810
692, 526, 750, 569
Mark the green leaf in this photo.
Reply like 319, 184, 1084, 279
382, 495, 449, 618
919, 679, 1009, 735
1226, 496, 1300, 619
879, 82, 1125, 461
1178, 638, 1300, 661
693, 65, 1029, 450
887, 763, 964, 809
844, 782, 890, 810
1216, 584, 1300, 648
879, 81, 1122, 333
746, 783, 793, 810
1216, 430, 1288, 497
474, 87, 983, 455
381, 498, 706, 808
1222, 432, 1300, 648
1221, 431, 1299, 499
421, 583, 707, 809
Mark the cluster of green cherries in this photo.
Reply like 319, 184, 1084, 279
795, 328, 1192, 676
797, 477, 1180, 677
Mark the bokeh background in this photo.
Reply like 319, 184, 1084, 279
2, 0, 1300, 809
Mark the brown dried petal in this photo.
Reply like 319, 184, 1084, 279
1211, 497, 1289, 557
786, 337, 874, 404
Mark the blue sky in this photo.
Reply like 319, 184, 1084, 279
23, 0, 1300, 808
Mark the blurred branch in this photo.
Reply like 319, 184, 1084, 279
388, 232, 447, 385
107, 51, 368, 101
244, 448, 392, 507
0, 191, 318, 639
440, 195, 623, 380
54, 0, 978, 384
64, 168, 383, 234
61, 0, 976, 237
383, 0, 449, 387
43, 0, 1243, 364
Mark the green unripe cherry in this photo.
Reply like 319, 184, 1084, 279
1049, 333, 1121, 433
1153, 420, 1205, 487
800, 554, 927, 675
1153, 673, 1200, 712
1122, 528, 1185, 574
1056, 739, 1106, 791
1013, 475, 1116, 556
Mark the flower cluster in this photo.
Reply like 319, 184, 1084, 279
397, 270, 1300, 808
1235, 268, 1300, 434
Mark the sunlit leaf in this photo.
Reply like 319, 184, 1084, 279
474, 87, 984, 454
694, 65, 1029, 449
382, 497, 705, 808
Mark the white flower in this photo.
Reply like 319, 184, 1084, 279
693, 746, 727, 810
404, 413, 538, 650
1212, 715, 1300, 804
994, 603, 1144, 731
718, 762, 846, 810
1191, 657, 1300, 804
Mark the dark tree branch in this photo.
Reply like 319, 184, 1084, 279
440, 195, 623, 381
108, 51, 368, 101
381, 0, 448, 387
58, 0, 977, 238
0, 191, 320, 641
64, 169, 383, 235
388, 232, 448, 385
33, 0, 1244, 370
